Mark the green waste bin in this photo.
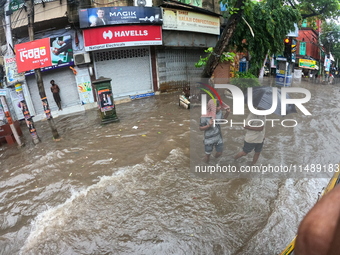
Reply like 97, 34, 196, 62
93, 77, 119, 124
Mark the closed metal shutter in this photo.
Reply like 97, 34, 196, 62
93, 47, 152, 98
26, 68, 80, 115
157, 48, 204, 92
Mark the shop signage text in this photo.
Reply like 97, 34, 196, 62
83, 25, 162, 51
79, 7, 163, 28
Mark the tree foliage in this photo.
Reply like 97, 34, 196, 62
228, 0, 301, 76
319, 21, 340, 61
195, 47, 236, 68
201, 0, 246, 78
203, 0, 339, 78
284, 0, 340, 20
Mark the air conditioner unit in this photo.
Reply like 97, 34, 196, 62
74, 53, 91, 65
134, 0, 152, 7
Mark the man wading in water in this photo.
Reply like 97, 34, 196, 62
199, 99, 230, 163
50, 80, 62, 111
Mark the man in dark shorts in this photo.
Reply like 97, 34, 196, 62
50, 80, 62, 110
234, 112, 266, 165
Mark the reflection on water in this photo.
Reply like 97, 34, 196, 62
0, 81, 338, 254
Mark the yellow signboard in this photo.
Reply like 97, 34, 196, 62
299, 59, 317, 69
162, 8, 220, 35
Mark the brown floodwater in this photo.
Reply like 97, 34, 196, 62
0, 79, 339, 254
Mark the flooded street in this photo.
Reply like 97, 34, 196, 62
1, 80, 340, 255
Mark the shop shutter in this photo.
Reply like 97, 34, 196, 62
26, 68, 80, 115
157, 48, 204, 91
93, 47, 152, 98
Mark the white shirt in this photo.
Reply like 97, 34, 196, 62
244, 113, 266, 143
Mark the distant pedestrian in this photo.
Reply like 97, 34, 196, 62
309, 73, 313, 83
50, 80, 62, 110
234, 112, 266, 165
199, 99, 230, 163
329, 73, 334, 84
315, 73, 318, 83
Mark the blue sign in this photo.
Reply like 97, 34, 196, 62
276, 74, 292, 86
25, 61, 74, 76
130, 92, 155, 99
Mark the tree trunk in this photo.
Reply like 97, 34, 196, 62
201, 0, 246, 78
35, 69, 60, 139
27, 0, 60, 140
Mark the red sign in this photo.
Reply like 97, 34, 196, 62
83, 25, 162, 51
15, 38, 52, 73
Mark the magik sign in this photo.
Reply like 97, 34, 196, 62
15, 38, 52, 73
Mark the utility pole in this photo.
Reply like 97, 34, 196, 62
4, 0, 40, 145
26, 0, 60, 140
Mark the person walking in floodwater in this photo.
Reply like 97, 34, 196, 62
199, 99, 230, 163
234, 111, 266, 165
50, 80, 62, 111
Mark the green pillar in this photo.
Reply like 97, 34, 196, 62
92, 77, 119, 124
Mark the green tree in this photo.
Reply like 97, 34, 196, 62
201, 0, 246, 78
229, 0, 301, 76
202, 0, 339, 78
319, 21, 340, 61
285, 0, 340, 20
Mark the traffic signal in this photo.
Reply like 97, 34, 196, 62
291, 39, 297, 62
291, 43, 296, 53
284, 37, 292, 62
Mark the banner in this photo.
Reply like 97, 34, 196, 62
162, 8, 220, 35
75, 68, 94, 104
15, 38, 52, 73
50, 35, 73, 66
83, 25, 162, 51
4, 56, 25, 85
299, 59, 317, 69
15, 36, 74, 75
79, 7, 163, 28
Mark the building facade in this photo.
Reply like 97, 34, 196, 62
295, 20, 323, 77
2, 0, 223, 121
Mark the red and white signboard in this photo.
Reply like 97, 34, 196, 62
15, 38, 52, 73
83, 25, 162, 51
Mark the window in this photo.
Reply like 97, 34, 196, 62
302, 20, 308, 27
299, 42, 306, 55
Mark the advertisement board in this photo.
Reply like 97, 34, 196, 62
299, 59, 317, 69
79, 7, 163, 28
4, 56, 25, 85
50, 35, 73, 66
75, 68, 94, 104
83, 25, 162, 51
15, 38, 52, 73
15, 36, 74, 75
162, 8, 220, 35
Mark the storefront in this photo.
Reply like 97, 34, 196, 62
82, 24, 162, 98
80, 6, 163, 99
12, 30, 92, 117
25, 67, 80, 115
92, 46, 153, 98
157, 6, 220, 91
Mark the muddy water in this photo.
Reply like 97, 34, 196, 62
0, 81, 339, 255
